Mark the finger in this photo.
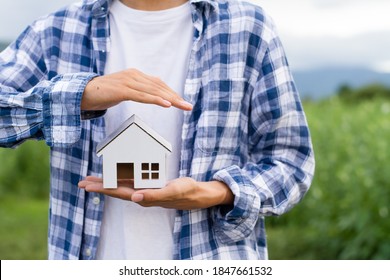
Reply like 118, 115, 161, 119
127, 73, 193, 111
79, 178, 133, 188
132, 71, 177, 98
170, 98, 193, 111
131, 193, 144, 203
125, 88, 173, 108
85, 176, 103, 182
143, 77, 193, 110
132, 188, 167, 204
138, 75, 174, 96
103, 187, 135, 201
117, 179, 135, 187
84, 184, 136, 201
78, 180, 104, 192
127, 72, 175, 100
78, 179, 98, 188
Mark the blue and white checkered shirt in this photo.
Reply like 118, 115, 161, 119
0, 0, 314, 259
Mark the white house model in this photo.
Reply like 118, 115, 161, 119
96, 114, 172, 189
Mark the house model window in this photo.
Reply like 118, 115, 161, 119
141, 163, 160, 180
96, 114, 172, 189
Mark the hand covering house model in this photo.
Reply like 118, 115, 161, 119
96, 114, 172, 189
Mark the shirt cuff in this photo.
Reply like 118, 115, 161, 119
81, 110, 107, 120
211, 165, 261, 244
42, 72, 98, 147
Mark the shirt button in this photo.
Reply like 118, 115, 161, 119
85, 248, 92, 257
92, 197, 100, 205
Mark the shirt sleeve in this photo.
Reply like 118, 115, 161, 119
211, 27, 315, 244
0, 24, 97, 148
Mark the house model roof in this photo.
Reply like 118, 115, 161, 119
96, 114, 172, 156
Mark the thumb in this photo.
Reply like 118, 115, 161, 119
131, 193, 144, 202
131, 189, 162, 203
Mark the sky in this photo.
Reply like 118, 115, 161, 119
253, 0, 390, 72
0, 0, 389, 72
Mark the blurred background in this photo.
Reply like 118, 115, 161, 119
0, 0, 389, 259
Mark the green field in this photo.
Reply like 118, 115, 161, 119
1, 93, 390, 259
0, 197, 48, 259
267, 96, 390, 259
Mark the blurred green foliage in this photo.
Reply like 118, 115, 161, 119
1, 85, 390, 259
0, 197, 48, 259
0, 141, 50, 199
267, 94, 390, 260
338, 83, 390, 102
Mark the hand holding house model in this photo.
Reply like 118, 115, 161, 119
96, 114, 172, 189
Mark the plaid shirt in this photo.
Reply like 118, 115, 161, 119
0, 0, 314, 259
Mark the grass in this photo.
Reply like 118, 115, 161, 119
0, 196, 48, 259
265, 97, 390, 260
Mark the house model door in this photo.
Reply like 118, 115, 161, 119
117, 162, 134, 181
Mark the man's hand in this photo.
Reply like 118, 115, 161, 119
78, 176, 234, 210
81, 68, 193, 111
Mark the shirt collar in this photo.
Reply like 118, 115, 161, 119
87, 0, 112, 18
190, 0, 218, 12
86, 0, 218, 18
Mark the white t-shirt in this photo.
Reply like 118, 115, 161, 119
96, 0, 193, 260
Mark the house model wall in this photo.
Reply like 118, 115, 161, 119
96, 114, 172, 189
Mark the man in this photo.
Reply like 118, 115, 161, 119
0, 0, 315, 260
